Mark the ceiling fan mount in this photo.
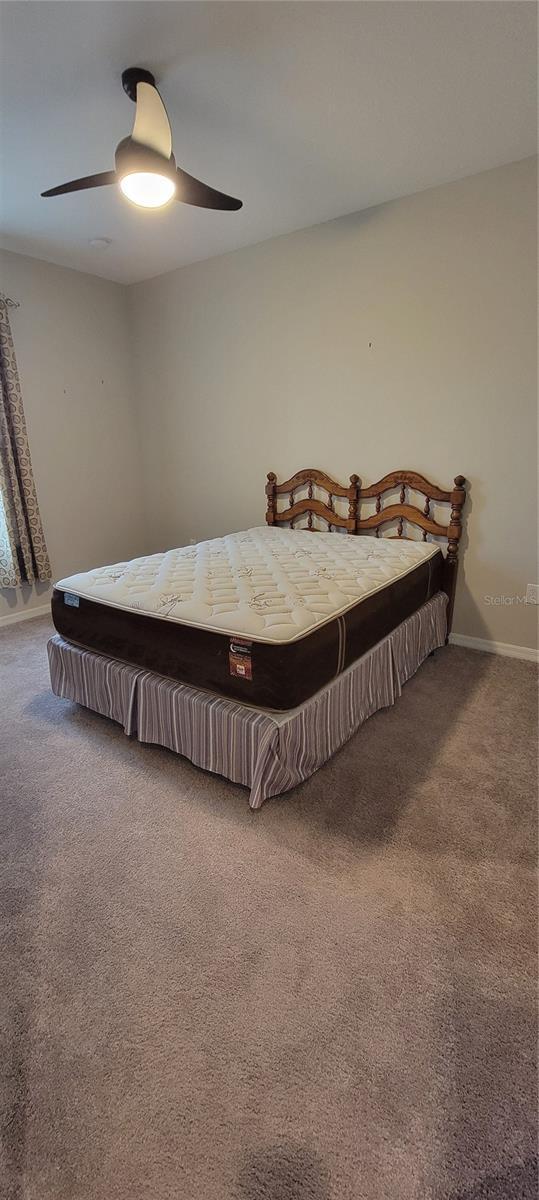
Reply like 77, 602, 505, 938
41, 67, 243, 212
121, 66, 156, 102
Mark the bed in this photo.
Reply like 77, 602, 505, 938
48, 467, 466, 806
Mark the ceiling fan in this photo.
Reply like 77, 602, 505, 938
41, 67, 242, 212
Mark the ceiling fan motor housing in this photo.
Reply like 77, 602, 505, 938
114, 137, 177, 182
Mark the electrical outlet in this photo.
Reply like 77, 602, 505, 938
526, 583, 539, 605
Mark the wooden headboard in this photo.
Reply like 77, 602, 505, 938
265, 467, 466, 631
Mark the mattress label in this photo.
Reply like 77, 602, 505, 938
64, 592, 80, 608
229, 640, 252, 680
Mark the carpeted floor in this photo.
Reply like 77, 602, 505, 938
0, 616, 537, 1200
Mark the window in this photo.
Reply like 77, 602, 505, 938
0, 484, 15, 578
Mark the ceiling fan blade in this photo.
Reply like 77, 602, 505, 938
132, 81, 172, 158
176, 167, 242, 211
41, 171, 117, 198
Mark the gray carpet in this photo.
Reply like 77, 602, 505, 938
0, 616, 537, 1200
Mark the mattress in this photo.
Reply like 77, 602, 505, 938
52, 527, 444, 709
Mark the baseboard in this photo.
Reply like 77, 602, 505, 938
449, 632, 538, 663
0, 603, 51, 628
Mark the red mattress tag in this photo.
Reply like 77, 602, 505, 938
229, 640, 253, 680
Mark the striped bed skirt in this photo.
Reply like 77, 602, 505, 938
47, 592, 447, 809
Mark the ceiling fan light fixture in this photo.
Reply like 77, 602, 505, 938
115, 136, 177, 209
119, 171, 176, 208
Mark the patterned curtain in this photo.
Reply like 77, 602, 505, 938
0, 298, 51, 588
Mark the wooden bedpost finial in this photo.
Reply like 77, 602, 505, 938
447, 476, 466, 560
265, 472, 277, 526
443, 475, 466, 638
349, 474, 360, 531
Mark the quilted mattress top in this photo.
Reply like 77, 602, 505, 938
55, 527, 440, 645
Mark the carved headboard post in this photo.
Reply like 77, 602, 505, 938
443, 475, 467, 634
349, 474, 360, 531
265, 472, 277, 526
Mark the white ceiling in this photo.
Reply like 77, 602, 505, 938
0, 1, 536, 285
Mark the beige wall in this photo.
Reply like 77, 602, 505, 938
0, 249, 147, 621
128, 157, 538, 650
